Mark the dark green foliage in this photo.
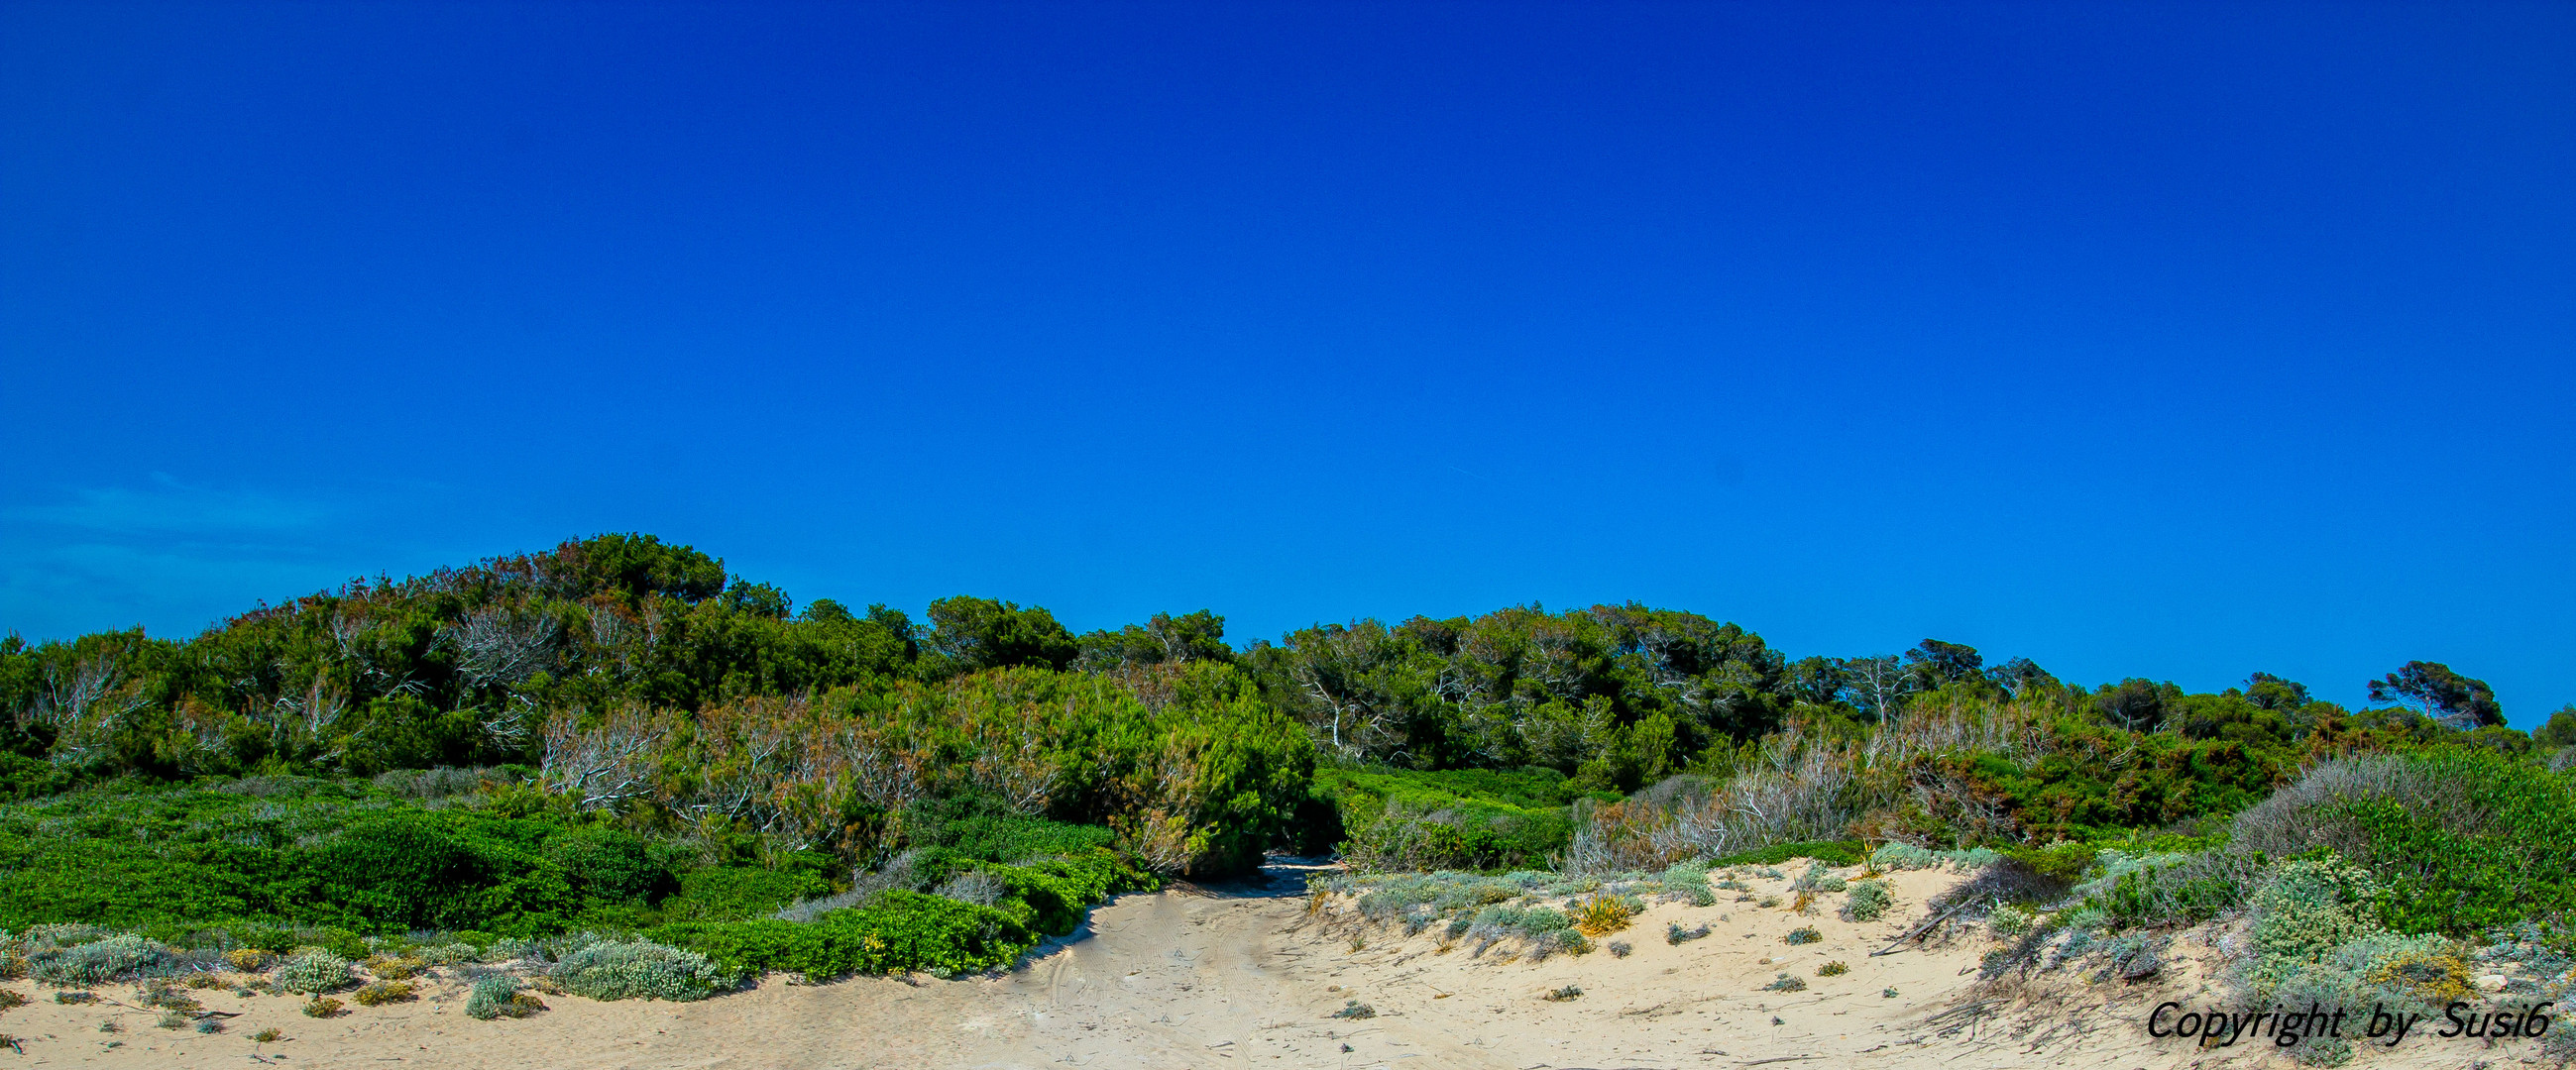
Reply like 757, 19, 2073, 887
922, 596, 1079, 676
655, 867, 834, 924
2367, 661, 2503, 729
1316, 767, 1602, 870
0, 783, 705, 935
659, 886, 1061, 981
2530, 704, 2576, 749
1242, 605, 1791, 779
2094, 852, 2261, 928
2091, 679, 2175, 732
1075, 611, 1231, 673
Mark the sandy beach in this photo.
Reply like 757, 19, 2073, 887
0, 860, 2547, 1070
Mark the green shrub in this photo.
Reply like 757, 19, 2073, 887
2086, 849, 2260, 927
654, 890, 1032, 981
29, 934, 171, 985
1844, 879, 1892, 921
272, 950, 353, 995
547, 938, 740, 1002
464, 975, 539, 1019
2309, 755, 2576, 934
1314, 767, 1591, 871
2004, 842, 2097, 884
1784, 926, 1821, 945
2240, 856, 2385, 1001
1658, 861, 1715, 906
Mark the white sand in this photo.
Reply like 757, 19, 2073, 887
0, 861, 2548, 1069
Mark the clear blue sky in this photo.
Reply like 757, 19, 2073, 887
3, 3, 2570, 722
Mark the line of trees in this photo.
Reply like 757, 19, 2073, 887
1, 533, 2548, 809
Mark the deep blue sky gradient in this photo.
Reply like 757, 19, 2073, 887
4, 3, 2571, 721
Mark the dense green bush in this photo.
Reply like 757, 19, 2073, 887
653, 891, 1032, 981
1317, 767, 1602, 871
2227, 752, 2576, 935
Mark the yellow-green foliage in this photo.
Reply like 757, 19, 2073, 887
1571, 894, 1636, 936
361, 955, 424, 981
1817, 961, 1848, 976
222, 948, 271, 972
2362, 949, 2473, 1004
300, 997, 342, 1017
0, 990, 25, 1011
351, 980, 414, 1007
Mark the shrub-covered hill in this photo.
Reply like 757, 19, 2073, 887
2, 532, 2569, 1001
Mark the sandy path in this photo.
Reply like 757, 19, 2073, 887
0, 861, 2550, 1069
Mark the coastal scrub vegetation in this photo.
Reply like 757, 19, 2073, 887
4, 533, 2572, 1016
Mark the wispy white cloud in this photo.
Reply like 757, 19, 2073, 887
0, 478, 391, 640
5, 473, 334, 536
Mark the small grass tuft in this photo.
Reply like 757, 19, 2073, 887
0, 991, 24, 1011
193, 1017, 222, 1034
1667, 922, 1710, 944
1784, 926, 1822, 945
251, 1027, 285, 1043
54, 991, 96, 1005
1762, 972, 1807, 992
1330, 1000, 1376, 1019
1817, 961, 1848, 976
301, 997, 344, 1017
1607, 939, 1632, 958
1545, 984, 1583, 1001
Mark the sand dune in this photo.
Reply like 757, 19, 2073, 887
0, 860, 2548, 1069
